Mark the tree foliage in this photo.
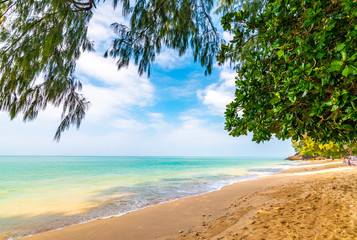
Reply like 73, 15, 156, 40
0, 0, 221, 139
106, 0, 220, 76
220, 0, 357, 144
292, 136, 356, 158
0, 0, 94, 140
2, 0, 356, 146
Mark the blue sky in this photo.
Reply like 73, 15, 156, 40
0, 3, 295, 157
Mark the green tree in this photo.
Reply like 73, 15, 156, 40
292, 136, 356, 159
0, 0, 221, 140
220, 0, 357, 144
2, 0, 356, 146
0, 0, 94, 140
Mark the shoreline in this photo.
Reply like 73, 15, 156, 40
0, 156, 289, 240
14, 160, 295, 240
20, 160, 356, 240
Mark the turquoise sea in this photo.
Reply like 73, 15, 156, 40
0, 156, 295, 240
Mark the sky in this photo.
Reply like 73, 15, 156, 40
0, 3, 295, 157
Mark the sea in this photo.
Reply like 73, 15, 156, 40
0, 156, 298, 240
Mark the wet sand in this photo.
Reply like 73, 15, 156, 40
22, 160, 356, 240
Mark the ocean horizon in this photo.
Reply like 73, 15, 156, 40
0, 156, 298, 240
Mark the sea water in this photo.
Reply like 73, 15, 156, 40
0, 156, 294, 240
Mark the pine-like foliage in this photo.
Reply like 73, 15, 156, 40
0, 0, 94, 140
0, 0, 221, 140
106, 0, 220, 76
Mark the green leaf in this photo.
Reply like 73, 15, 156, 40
305, 68, 312, 75
336, 43, 346, 52
331, 105, 339, 111
342, 66, 349, 77
296, 36, 302, 44
277, 50, 284, 58
326, 98, 334, 106
327, 65, 342, 72
347, 53, 357, 62
326, 22, 336, 31
332, 60, 344, 66
316, 52, 325, 59
350, 65, 357, 75
321, 78, 328, 86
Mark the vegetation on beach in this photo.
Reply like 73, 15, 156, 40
0, 0, 356, 145
292, 136, 357, 159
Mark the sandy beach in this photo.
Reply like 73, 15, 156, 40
22, 160, 357, 240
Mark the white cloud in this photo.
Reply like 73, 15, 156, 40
87, 2, 128, 49
223, 31, 234, 42
75, 52, 154, 123
77, 52, 147, 87
109, 112, 166, 131
147, 112, 164, 119
155, 48, 191, 70
0, 108, 294, 157
197, 66, 236, 115
111, 118, 146, 131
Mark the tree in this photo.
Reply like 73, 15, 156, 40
2, 0, 356, 145
0, 0, 221, 140
0, 0, 94, 140
292, 136, 356, 159
220, 0, 357, 144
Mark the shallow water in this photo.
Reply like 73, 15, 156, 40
0, 156, 293, 240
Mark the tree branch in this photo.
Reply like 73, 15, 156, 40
199, 0, 218, 37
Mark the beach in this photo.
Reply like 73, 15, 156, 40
21, 160, 357, 240
0, 156, 292, 239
